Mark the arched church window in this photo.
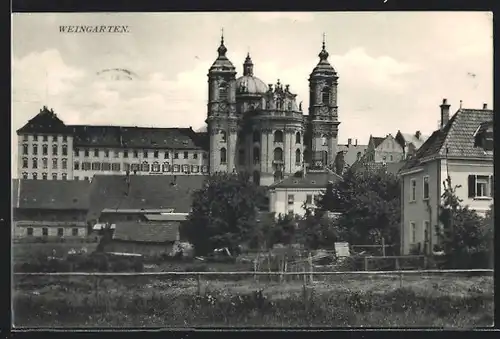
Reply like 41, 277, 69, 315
321, 87, 331, 105
253, 131, 260, 143
295, 149, 301, 164
238, 149, 245, 165
219, 82, 228, 101
253, 171, 260, 185
220, 148, 227, 164
274, 147, 283, 162
274, 130, 283, 143
287, 101, 293, 111
253, 147, 260, 164
220, 131, 227, 142
295, 132, 301, 144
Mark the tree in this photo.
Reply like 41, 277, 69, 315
315, 167, 401, 250
436, 177, 493, 268
182, 172, 267, 256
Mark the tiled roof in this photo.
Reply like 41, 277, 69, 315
396, 131, 429, 150
372, 137, 385, 148
112, 221, 180, 243
15, 179, 92, 210
16, 106, 207, 150
270, 169, 342, 189
16, 107, 71, 134
400, 108, 494, 172
87, 174, 207, 220
144, 214, 188, 221
70, 125, 206, 150
351, 153, 405, 175
337, 144, 368, 166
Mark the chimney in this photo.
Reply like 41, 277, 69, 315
415, 131, 421, 139
355, 139, 358, 146
483, 103, 488, 109
440, 98, 450, 129
348, 138, 352, 146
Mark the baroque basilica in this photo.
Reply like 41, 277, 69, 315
206, 33, 340, 186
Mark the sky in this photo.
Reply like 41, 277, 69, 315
12, 12, 493, 176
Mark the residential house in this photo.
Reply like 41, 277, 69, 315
268, 168, 342, 218
12, 179, 92, 239
395, 130, 429, 159
337, 138, 368, 166
365, 134, 405, 163
103, 214, 183, 256
398, 99, 493, 255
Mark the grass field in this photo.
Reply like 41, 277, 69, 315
13, 273, 494, 328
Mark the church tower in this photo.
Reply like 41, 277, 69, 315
306, 35, 340, 168
206, 31, 238, 173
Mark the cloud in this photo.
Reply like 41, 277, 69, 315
251, 12, 315, 23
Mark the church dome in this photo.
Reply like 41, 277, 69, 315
236, 75, 268, 95
236, 53, 268, 95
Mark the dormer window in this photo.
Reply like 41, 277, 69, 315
473, 122, 493, 152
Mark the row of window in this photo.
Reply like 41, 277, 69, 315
410, 174, 494, 202
26, 227, 79, 236
22, 157, 68, 170
73, 148, 207, 160
220, 130, 303, 144
74, 161, 209, 174
21, 172, 67, 180
409, 220, 432, 244
223, 147, 303, 165
22, 144, 68, 156
22, 134, 68, 142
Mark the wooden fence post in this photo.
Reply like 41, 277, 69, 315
197, 274, 201, 295
382, 238, 386, 257
395, 257, 400, 270
95, 275, 100, 306
308, 253, 313, 283
364, 256, 369, 271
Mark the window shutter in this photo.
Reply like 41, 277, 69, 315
468, 175, 476, 198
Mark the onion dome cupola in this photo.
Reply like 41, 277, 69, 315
310, 34, 337, 78
209, 30, 236, 73
236, 52, 268, 95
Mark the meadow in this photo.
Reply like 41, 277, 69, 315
13, 272, 494, 328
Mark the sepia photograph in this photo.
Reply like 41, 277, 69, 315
11, 11, 493, 328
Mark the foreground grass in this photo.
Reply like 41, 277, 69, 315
13, 274, 493, 328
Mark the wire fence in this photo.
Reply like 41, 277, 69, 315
14, 269, 494, 298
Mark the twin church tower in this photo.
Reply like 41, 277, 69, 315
206, 32, 340, 186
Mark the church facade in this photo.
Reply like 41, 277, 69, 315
206, 34, 340, 186
16, 34, 340, 186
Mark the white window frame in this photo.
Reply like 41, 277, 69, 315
410, 221, 416, 243
410, 178, 417, 202
422, 175, 430, 200
476, 175, 489, 198
288, 194, 294, 205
